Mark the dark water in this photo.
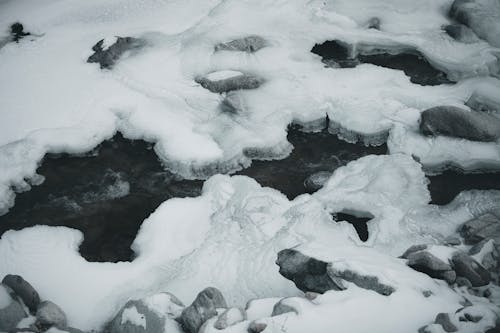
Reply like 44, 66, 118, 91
428, 171, 500, 205
0, 134, 203, 262
238, 125, 387, 199
311, 40, 451, 86
333, 212, 372, 241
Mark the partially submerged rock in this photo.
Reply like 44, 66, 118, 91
214, 35, 267, 53
0, 283, 28, 331
179, 287, 227, 333
196, 72, 264, 93
2, 274, 40, 314
87, 37, 146, 69
419, 106, 500, 142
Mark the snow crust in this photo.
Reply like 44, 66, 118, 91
1, 0, 500, 213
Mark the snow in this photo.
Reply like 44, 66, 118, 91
121, 305, 147, 329
205, 70, 243, 81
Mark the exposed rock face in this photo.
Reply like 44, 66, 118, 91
36, 301, 68, 329
87, 37, 146, 69
0, 283, 28, 331
214, 36, 267, 53
196, 74, 264, 93
179, 287, 227, 333
451, 252, 491, 286
276, 249, 344, 293
2, 274, 40, 313
419, 106, 500, 142
449, 0, 500, 47
459, 214, 500, 244
303, 171, 331, 193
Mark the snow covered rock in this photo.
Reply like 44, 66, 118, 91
419, 106, 500, 142
404, 249, 456, 283
443, 24, 479, 43
271, 298, 299, 316
0, 283, 28, 331
469, 239, 499, 274
36, 301, 68, 329
195, 72, 264, 94
213, 307, 246, 329
2, 274, 40, 314
420, 304, 498, 333
87, 37, 146, 69
434, 313, 458, 332
449, 0, 500, 47
107, 293, 184, 333
179, 287, 227, 333
276, 249, 344, 293
303, 171, 331, 193
247, 321, 267, 333
451, 252, 491, 287
214, 36, 267, 53
459, 214, 500, 245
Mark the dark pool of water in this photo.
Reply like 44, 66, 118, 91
311, 40, 451, 86
0, 134, 203, 262
333, 212, 372, 241
428, 171, 500, 205
238, 125, 388, 199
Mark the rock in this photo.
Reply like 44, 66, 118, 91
271, 298, 298, 316
179, 287, 227, 333
367, 17, 380, 30
406, 250, 456, 283
304, 292, 320, 300
0, 283, 28, 331
444, 24, 479, 43
2, 274, 40, 314
87, 37, 146, 69
276, 249, 344, 293
456, 277, 473, 288
247, 321, 267, 333
303, 171, 331, 192
444, 236, 461, 246
419, 106, 500, 142
108, 293, 184, 333
449, 0, 500, 47
326, 267, 395, 296
214, 307, 246, 329
435, 313, 458, 332
459, 214, 500, 245
36, 301, 67, 329
451, 252, 491, 286
469, 239, 499, 272
196, 73, 264, 93
466, 91, 500, 113
400, 244, 428, 259
214, 36, 267, 53
10, 22, 30, 42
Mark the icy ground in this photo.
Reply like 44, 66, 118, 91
1, 0, 500, 332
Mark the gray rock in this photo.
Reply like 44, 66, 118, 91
419, 106, 500, 142
214, 307, 246, 329
451, 252, 491, 286
36, 301, 67, 329
2, 274, 40, 314
444, 236, 461, 246
180, 287, 227, 333
456, 277, 473, 288
303, 171, 332, 192
444, 24, 479, 43
327, 267, 395, 296
276, 249, 344, 293
469, 239, 499, 271
435, 313, 458, 332
0, 283, 28, 331
406, 251, 456, 283
271, 298, 298, 316
196, 74, 264, 93
400, 244, 428, 259
459, 214, 500, 244
215, 36, 267, 53
449, 0, 500, 47
247, 321, 267, 333
87, 37, 146, 69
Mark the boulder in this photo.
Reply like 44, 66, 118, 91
459, 214, 500, 244
36, 301, 67, 329
469, 239, 499, 272
0, 283, 28, 331
419, 106, 500, 142
400, 244, 428, 259
179, 287, 227, 333
406, 250, 456, 283
327, 267, 395, 296
214, 36, 267, 53
87, 37, 146, 69
276, 249, 344, 293
435, 313, 458, 332
451, 252, 491, 286
271, 298, 298, 317
214, 307, 246, 329
303, 171, 331, 192
196, 73, 264, 93
2, 274, 40, 313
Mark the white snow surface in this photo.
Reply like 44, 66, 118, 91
121, 305, 147, 329
1, 0, 500, 213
